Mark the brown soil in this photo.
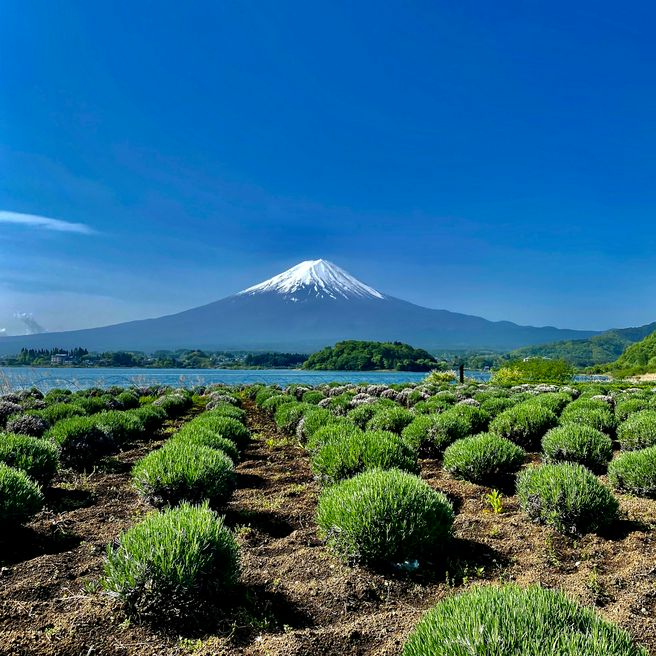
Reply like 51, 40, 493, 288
1, 403, 655, 655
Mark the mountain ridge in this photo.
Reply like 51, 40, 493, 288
0, 259, 599, 354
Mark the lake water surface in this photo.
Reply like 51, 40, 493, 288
1, 366, 491, 391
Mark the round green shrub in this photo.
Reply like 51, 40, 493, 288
617, 410, 656, 451
423, 405, 490, 451
442, 434, 525, 484
403, 584, 647, 656
0, 433, 59, 485
401, 415, 443, 451
608, 446, 656, 497
172, 426, 240, 463
102, 501, 239, 624
38, 402, 87, 425
527, 392, 572, 415
490, 402, 558, 449
153, 394, 191, 418
560, 405, 617, 436
261, 394, 296, 414
301, 390, 325, 405
305, 421, 363, 454
132, 441, 235, 507
128, 405, 167, 433
316, 468, 453, 567
115, 391, 140, 410
479, 396, 517, 417
347, 403, 384, 429
616, 398, 650, 422
542, 424, 613, 471
44, 388, 72, 404
73, 395, 111, 415
517, 462, 618, 534
297, 407, 342, 443
46, 416, 115, 469
94, 410, 146, 445
274, 402, 310, 434
205, 403, 246, 423
312, 430, 418, 484
0, 463, 44, 525
254, 387, 280, 407
192, 414, 250, 448
366, 406, 415, 434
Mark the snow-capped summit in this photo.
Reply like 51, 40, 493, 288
238, 259, 385, 301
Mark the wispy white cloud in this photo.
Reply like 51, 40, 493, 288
0, 210, 94, 235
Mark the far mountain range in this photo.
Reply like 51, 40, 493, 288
0, 259, 651, 357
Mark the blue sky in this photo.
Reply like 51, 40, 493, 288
1, 1, 655, 335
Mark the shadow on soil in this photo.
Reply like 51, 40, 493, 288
224, 508, 296, 538
0, 524, 82, 566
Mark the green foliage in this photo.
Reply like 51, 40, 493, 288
305, 421, 363, 454
254, 387, 279, 407
204, 403, 246, 423
102, 502, 239, 624
413, 393, 457, 415
172, 426, 240, 463
346, 403, 383, 429
242, 352, 307, 368
517, 463, 618, 534
608, 447, 656, 497
303, 340, 438, 372
115, 391, 140, 410
317, 468, 454, 567
311, 429, 418, 484
366, 406, 414, 434
153, 393, 192, 418
132, 441, 235, 508
424, 405, 491, 452
403, 584, 647, 656
510, 323, 656, 368
0, 463, 44, 525
560, 402, 617, 435
297, 407, 338, 442
261, 394, 296, 414
617, 410, 656, 451
478, 396, 518, 417
274, 402, 310, 434
490, 402, 558, 449
73, 395, 112, 415
94, 410, 145, 445
527, 392, 573, 415
422, 370, 457, 384
442, 434, 525, 484
491, 359, 574, 385
301, 390, 325, 405
128, 405, 167, 433
615, 398, 650, 422
0, 434, 59, 485
37, 402, 87, 425
542, 423, 613, 471
46, 416, 115, 469
192, 413, 250, 448
610, 329, 656, 375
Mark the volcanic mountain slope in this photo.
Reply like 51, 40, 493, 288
0, 259, 598, 353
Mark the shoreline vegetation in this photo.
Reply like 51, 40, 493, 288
2, 329, 656, 378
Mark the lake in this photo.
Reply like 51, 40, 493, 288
0, 366, 493, 391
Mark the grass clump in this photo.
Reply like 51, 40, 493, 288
366, 406, 415, 434
442, 434, 525, 485
317, 468, 453, 567
416, 405, 490, 452
517, 462, 618, 534
297, 407, 343, 443
0, 463, 44, 525
132, 441, 235, 508
0, 434, 59, 485
403, 584, 646, 656
153, 393, 192, 418
615, 398, 650, 422
192, 414, 250, 448
274, 402, 310, 434
542, 424, 612, 471
617, 410, 656, 451
312, 429, 418, 485
172, 426, 240, 463
608, 446, 656, 497
38, 402, 87, 425
205, 402, 246, 423
527, 392, 572, 415
94, 410, 145, 445
305, 421, 363, 454
490, 402, 558, 449
46, 416, 115, 469
128, 405, 167, 433
260, 394, 295, 414
102, 502, 239, 624
115, 391, 140, 410
560, 401, 617, 435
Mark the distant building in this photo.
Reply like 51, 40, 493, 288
51, 353, 71, 365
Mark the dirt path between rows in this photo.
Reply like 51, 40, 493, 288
1, 402, 655, 655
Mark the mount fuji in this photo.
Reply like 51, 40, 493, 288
0, 259, 597, 353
